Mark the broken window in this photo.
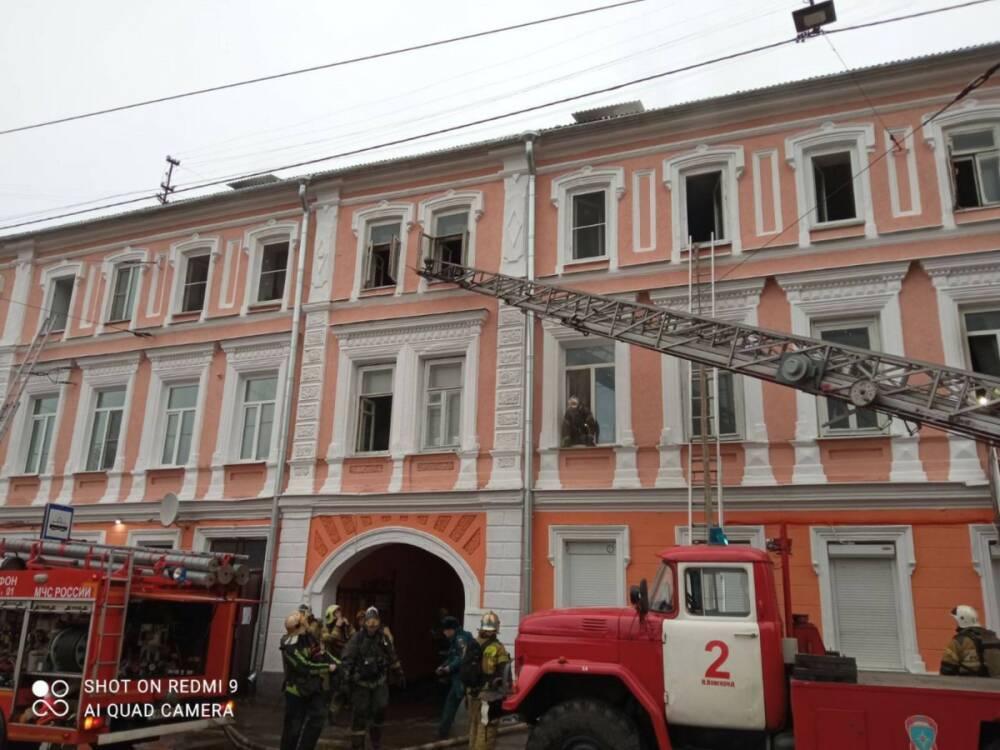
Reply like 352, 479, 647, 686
47, 276, 74, 332
181, 253, 210, 312
815, 321, 882, 433
363, 222, 401, 290
256, 241, 288, 302
685, 170, 725, 243
571, 191, 606, 260
965, 309, 1000, 377
690, 368, 739, 438
430, 212, 468, 266
949, 127, 1000, 209
812, 151, 857, 223
563, 344, 615, 446
357, 366, 393, 452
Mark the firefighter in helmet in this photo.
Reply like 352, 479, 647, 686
279, 611, 337, 750
322, 604, 355, 659
940, 605, 1000, 677
341, 606, 405, 750
467, 611, 510, 750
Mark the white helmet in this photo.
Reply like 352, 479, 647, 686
951, 604, 981, 628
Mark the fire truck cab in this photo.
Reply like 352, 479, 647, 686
506, 545, 1000, 750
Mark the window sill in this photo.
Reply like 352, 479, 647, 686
225, 459, 271, 468
817, 431, 890, 440
415, 447, 461, 456
359, 286, 396, 297
809, 217, 864, 231
74, 470, 109, 478
563, 255, 609, 268
955, 203, 1000, 214
247, 301, 283, 313
171, 310, 203, 323
348, 451, 391, 459
685, 434, 744, 444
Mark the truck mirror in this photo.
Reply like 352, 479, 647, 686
630, 580, 649, 617
629, 585, 640, 606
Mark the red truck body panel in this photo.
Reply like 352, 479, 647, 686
792, 673, 1000, 750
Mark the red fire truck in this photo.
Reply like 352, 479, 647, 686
0, 537, 254, 748
504, 542, 1000, 750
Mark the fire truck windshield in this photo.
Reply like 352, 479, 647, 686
650, 562, 676, 613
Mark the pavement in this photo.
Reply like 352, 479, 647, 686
139, 683, 528, 750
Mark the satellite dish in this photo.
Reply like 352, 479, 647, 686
159, 493, 179, 527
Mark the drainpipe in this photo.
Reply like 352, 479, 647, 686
250, 179, 311, 679
521, 133, 538, 617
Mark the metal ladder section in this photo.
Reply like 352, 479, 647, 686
416, 260, 1000, 445
88, 551, 135, 682
686, 238, 724, 544
0, 317, 54, 443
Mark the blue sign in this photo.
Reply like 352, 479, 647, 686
41, 503, 74, 541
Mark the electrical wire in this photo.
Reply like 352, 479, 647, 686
0, 0, 992, 234
715, 58, 1000, 284
0, 288, 153, 339
0, 0, 645, 136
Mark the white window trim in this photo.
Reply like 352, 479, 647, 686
36, 262, 82, 335
416, 190, 483, 293
921, 100, 1000, 229
650, 279, 774, 488
548, 524, 630, 608
538, 316, 637, 490
675, 525, 765, 548
920, 250, 1000, 484
166, 236, 220, 325
776, 262, 922, 484
0, 360, 71, 504
205, 334, 290, 500
969, 524, 1000, 631
127, 528, 182, 549
550, 166, 625, 274
193, 524, 269, 552
421, 356, 465, 451
57, 352, 141, 503
785, 122, 876, 246
812, 318, 888, 437
322, 310, 485, 494
663, 145, 744, 261
98, 249, 148, 334
127, 344, 215, 502
811, 525, 925, 673
242, 222, 298, 314
350, 202, 414, 301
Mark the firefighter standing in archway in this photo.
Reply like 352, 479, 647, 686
341, 607, 404, 750
466, 611, 510, 750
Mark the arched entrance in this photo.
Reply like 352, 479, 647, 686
305, 527, 482, 681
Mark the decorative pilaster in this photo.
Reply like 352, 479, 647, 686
487, 305, 526, 490
287, 311, 329, 495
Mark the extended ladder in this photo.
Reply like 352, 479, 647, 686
0, 317, 55, 443
88, 551, 135, 683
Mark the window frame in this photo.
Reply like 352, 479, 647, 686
551, 167, 625, 274
561, 341, 617, 447
350, 203, 413, 300
238, 374, 279, 462
255, 240, 290, 304
548, 524, 630, 608
159, 382, 199, 467
806, 146, 861, 228
960, 304, 1000, 377
181, 251, 211, 313
421, 357, 464, 451
812, 318, 889, 436
685, 364, 744, 442
362, 219, 403, 292
354, 363, 395, 455
241, 223, 298, 315
969, 524, 1000, 631
45, 275, 75, 333
417, 191, 483, 291
682, 167, 727, 245
85, 386, 127, 472
569, 188, 608, 261
682, 565, 754, 619
23, 394, 59, 476
946, 123, 1000, 210
428, 210, 469, 267
107, 262, 141, 323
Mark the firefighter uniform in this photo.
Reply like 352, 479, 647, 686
435, 616, 474, 739
322, 604, 356, 659
280, 613, 335, 750
940, 605, 1000, 678
468, 612, 510, 750
341, 608, 404, 750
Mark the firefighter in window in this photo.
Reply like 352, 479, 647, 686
279, 611, 337, 750
465, 611, 510, 750
561, 396, 599, 447
341, 607, 405, 750
940, 605, 1000, 678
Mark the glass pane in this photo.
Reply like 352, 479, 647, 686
97, 388, 126, 409
819, 325, 871, 349
26, 420, 45, 473
566, 345, 614, 366
260, 243, 289, 273
969, 334, 1000, 377
953, 158, 981, 209
185, 254, 210, 284
182, 281, 207, 312
426, 402, 442, 447
240, 405, 258, 459
428, 362, 462, 389
825, 397, 852, 430
362, 368, 393, 395
950, 129, 996, 151
256, 403, 274, 460
35, 396, 58, 415
50, 278, 73, 331
167, 384, 198, 410
435, 212, 467, 237
38, 418, 54, 472
176, 411, 195, 465
572, 225, 605, 259
257, 269, 286, 301
245, 376, 277, 403
370, 223, 400, 246
446, 390, 462, 445
979, 155, 1000, 203
966, 310, 1000, 332
717, 372, 737, 435
594, 365, 616, 444
162, 412, 179, 464
572, 191, 605, 227
87, 411, 108, 471
565, 369, 591, 408
102, 410, 123, 470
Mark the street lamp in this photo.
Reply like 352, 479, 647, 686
793, 1, 837, 40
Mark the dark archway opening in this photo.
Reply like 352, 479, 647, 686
335, 543, 464, 682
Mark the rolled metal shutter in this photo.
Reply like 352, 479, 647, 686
828, 542, 904, 671
565, 540, 618, 606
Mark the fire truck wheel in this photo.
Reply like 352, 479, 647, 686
526, 699, 641, 750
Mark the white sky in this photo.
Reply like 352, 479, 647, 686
1, 0, 998, 237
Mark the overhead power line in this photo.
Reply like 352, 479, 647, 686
0, 0, 993, 234
0, 0, 645, 136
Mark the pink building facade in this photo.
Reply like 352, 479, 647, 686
0, 44, 999, 682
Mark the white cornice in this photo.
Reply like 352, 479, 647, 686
332, 308, 487, 339
776, 261, 910, 297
